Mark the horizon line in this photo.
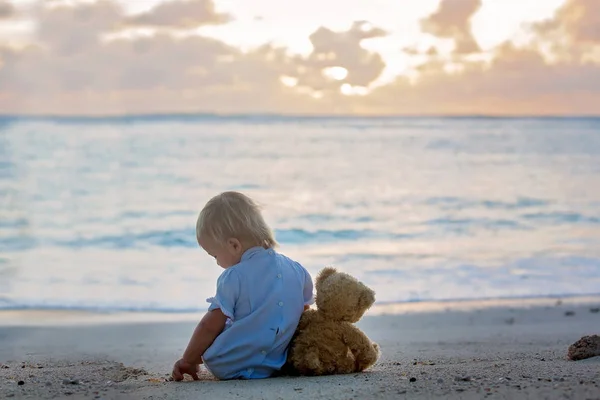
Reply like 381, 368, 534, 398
1, 112, 600, 121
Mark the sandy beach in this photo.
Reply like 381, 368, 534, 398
1, 298, 599, 399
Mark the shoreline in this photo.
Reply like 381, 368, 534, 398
2, 294, 600, 327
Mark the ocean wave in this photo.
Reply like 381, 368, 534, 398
0, 228, 417, 251
522, 212, 600, 225
425, 196, 550, 210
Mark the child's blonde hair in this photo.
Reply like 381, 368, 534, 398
196, 191, 277, 249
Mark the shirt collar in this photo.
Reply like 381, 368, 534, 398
241, 246, 266, 262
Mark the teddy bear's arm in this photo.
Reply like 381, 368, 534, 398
341, 324, 380, 372
297, 309, 318, 330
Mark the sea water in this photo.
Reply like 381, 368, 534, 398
1, 115, 599, 313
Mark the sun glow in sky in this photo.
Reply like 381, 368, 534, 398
113, 0, 566, 82
0, 0, 598, 116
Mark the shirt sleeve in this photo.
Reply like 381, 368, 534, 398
303, 268, 315, 306
206, 268, 240, 320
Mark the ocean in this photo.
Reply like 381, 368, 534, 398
1, 115, 599, 314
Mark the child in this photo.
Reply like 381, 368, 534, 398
172, 191, 314, 381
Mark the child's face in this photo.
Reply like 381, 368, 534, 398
198, 236, 243, 269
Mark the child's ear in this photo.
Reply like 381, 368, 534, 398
227, 238, 242, 253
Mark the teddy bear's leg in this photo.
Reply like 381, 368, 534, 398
299, 346, 324, 375
334, 349, 357, 374
341, 325, 380, 372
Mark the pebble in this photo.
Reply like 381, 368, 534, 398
437, 378, 444, 383
17, 380, 25, 386
564, 311, 575, 316
409, 377, 417, 382
455, 376, 471, 382
63, 379, 80, 385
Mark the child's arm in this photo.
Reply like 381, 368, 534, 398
302, 267, 314, 311
183, 309, 227, 363
172, 309, 227, 381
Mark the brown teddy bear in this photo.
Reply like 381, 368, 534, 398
284, 267, 380, 376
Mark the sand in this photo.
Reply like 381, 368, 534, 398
1, 299, 599, 399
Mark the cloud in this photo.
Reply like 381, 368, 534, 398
358, 0, 600, 116
420, 0, 481, 54
0, 1, 15, 19
0, 0, 378, 115
0, 0, 600, 116
32, 0, 124, 55
292, 21, 387, 92
365, 40, 600, 116
126, 0, 231, 28
534, 0, 600, 45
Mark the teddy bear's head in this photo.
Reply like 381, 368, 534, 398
314, 267, 375, 323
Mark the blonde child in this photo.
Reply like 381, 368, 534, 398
172, 191, 314, 381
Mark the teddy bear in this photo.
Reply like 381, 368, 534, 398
284, 266, 380, 376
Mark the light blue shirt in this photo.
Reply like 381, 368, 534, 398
202, 246, 314, 380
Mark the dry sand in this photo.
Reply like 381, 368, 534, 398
1, 298, 599, 399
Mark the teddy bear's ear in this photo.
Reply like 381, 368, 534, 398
316, 266, 337, 288
358, 286, 376, 310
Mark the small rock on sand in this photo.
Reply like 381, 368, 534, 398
568, 335, 600, 361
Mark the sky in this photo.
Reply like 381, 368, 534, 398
0, 0, 599, 116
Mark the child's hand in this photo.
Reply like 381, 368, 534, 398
172, 358, 200, 381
